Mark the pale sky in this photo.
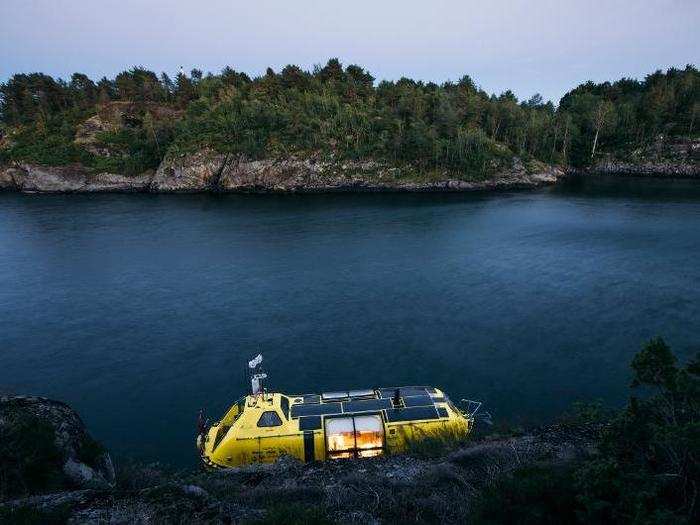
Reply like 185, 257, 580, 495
1, 0, 698, 103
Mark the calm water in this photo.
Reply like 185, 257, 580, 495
1, 176, 700, 466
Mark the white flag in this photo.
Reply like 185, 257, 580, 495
248, 354, 263, 369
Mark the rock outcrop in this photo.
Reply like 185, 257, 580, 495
0, 396, 115, 500
568, 137, 700, 178
0, 153, 564, 194
0, 165, 21, 190
216, 156, 563, 193
149, 149, 227, 192
0, 164, 153, 192
74, 115, 121, 157
74, 101, 185, 159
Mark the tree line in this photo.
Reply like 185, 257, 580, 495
1, 60, 697, 175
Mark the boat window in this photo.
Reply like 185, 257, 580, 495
326, 417, 356, 459
325, 414, 384, 459
234, 398, 246, 421
257, 411, 283, 427
353, 415, 384, 458
280, 396, 290, 420
212, 424, 231, 450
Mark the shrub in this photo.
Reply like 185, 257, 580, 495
0, 415, 65, 500
245, 503, 333, 525
403, 426, 471, 459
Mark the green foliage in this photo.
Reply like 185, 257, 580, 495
560, 400, 612, 427
470, 338, 700, 525
76, 434, 106, 466
573, 338, 700, 524
90, 125, 171, 175
0, 414, 65, 500
472, 466, 581, 524
403, 425, 471, 458
114, 67, 168, 103
630, 336, 678, 388
560, 66, 700, 166
0, 61, 697, 174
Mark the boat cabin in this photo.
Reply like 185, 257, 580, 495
199, 386, 471, 468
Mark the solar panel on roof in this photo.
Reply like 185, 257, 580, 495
342, 398, 392, 413
403, 395, 435, 407
291, 402, 342, 418
384, 406, 440, 422
302, 394, 320, 404
379, 387, 430, 398
298, 416, 322, 430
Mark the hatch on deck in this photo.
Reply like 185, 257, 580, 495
321, 389, 375, 401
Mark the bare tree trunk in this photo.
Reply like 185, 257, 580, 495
492, 119, 501, 141
562, 120, 569, 161
591, 102, 611, 158
591, 127, 600, 158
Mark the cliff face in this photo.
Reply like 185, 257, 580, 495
0, 153, 564, 194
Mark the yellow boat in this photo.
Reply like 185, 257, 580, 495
198, 384, 475, 468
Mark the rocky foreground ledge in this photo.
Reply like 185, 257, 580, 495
0, 396, 598, 524
0, 153, 563, 194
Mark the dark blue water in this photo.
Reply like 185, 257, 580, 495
2, 176, 700, 466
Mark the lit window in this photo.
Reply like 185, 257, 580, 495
353, 415, 384, 457
326, 417, 355, 458
325, 415, 384, 459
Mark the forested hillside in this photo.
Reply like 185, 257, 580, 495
0, 60, 697, 176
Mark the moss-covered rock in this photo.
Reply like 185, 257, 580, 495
0, 396, 114, 501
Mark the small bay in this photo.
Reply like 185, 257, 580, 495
1, 175, 699, 465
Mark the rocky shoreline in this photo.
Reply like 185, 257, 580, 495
2, 137, 698, 195
3, 157, 700, 196
567, 160, 700, 178
567, 137, 700, 178
0, 153, 563, 194
0, 396, 599, 524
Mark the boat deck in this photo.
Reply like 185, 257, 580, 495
288, 386, 451, 430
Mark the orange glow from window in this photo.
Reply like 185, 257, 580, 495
326, 415, 384, 459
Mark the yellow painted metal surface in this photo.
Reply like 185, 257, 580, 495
199, 388, 472, 468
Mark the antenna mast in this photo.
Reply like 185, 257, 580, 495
248, 354, 267, 396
